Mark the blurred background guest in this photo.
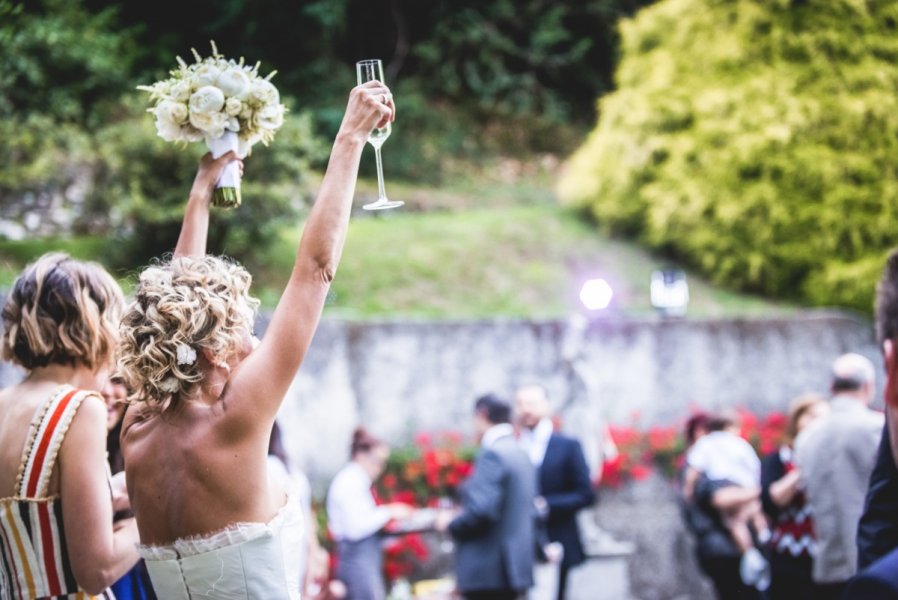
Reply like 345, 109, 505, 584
516, 384, 594, 600
795, 353, 883, 600
327, 427, 412, 600
760, 393, 829, 600
269, 421, 333, 599
437, 393, 536, 600
104, 375, 156, 600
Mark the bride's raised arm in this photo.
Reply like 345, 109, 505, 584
173, 151, 240, 258
226, 81, 394, 423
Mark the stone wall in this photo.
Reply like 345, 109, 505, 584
0, 309, 879, 599
270, 311, 878, 485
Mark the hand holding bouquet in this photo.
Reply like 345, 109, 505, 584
138, 42, 286, 208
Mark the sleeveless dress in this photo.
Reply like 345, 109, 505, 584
0, 385, 116, 600
137, 486, 305, 600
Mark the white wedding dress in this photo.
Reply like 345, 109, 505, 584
138, 493, 305, 600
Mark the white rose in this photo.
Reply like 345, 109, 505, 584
218, 68, 251, 98
253, 104, 284, 131
155, 100, 188, 125
239, 105, 254, 121
189, 85, 226, 115
181, 125, 205, 143
248, 79, 279, 106
189, 110, 229, 138
192, 63, 222, 88
155, 115, 183, 142
225, 97, 243, 117
170, 80, 192, 103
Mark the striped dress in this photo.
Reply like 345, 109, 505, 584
0, 385, 116, 600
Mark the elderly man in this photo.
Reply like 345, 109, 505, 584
516, 384, 595, 600
794, 353, 884, 600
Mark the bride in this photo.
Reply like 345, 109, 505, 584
117, 80, 395, 599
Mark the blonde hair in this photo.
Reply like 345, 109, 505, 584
117, 255, 259, 408
2, 252, 123, 371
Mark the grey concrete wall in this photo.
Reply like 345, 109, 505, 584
0, 310, 879, 599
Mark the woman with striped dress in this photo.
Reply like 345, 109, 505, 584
0, 253, 140, 599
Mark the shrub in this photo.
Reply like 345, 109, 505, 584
89, 100, 327, 269
559, 0, 898, 312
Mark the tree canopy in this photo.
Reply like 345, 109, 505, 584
559, 0, 898, 312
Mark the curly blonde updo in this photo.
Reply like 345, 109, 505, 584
117, 255, 259, 408
2, 252, 124, 371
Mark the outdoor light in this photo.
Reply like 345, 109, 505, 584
651, 269, 689, 317
579, 278, 614, 311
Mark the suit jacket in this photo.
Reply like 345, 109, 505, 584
794, 397, 884, 583
857, 421, 898, 570
843, 545, 898, 599
539, 433, 595, 567
450, 433, 536, 593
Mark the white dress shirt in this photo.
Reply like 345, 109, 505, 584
327, 461, 391, 542
519, 418, 554, 467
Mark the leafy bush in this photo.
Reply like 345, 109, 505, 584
0, 0, 135, 218
558, 0, 898, 312
90, 101, 328, 269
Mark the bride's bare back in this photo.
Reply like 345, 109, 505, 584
122, 396, 283, 545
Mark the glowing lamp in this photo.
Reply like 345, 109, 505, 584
579, 279, 613, 311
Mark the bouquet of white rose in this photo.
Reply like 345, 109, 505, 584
138, 41, 286, 208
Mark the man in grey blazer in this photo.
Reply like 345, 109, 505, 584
437, 393, 536, 599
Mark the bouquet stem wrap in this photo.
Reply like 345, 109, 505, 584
208, 130, 242, 208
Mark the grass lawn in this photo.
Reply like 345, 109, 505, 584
253, 202, 794, 318
0, 172, 796, 319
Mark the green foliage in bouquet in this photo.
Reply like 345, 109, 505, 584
558, 0, 898, 312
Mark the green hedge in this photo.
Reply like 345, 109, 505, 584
558, 0, 898, 312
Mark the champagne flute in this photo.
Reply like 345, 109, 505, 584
356, 59, 403, 211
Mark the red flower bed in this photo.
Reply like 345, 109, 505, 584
600, 409, 788, 487
373, 432, 477, 584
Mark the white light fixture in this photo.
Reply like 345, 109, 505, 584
651, 269, 689, 317
579, 278, 614, 311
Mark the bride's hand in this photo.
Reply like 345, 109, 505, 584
337, 81, 394, 144
189, 151, 243, 201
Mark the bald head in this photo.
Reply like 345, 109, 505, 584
515, 384, 552, 430
831, 353, 876, 403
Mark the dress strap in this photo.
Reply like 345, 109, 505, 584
14, 385, 96, 499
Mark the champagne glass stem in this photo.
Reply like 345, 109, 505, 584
374, 145, 388, 201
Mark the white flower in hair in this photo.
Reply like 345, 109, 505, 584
159, 377, 180, 394
177, 344, 197, 366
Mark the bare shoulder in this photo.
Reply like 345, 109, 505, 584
68, 393, 106, 433
121, 401, 158, 439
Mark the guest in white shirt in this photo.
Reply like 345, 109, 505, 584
327, 428, 412, 600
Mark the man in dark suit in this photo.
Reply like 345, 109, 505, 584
436, 393, 536, 600
516, 384, 595, 600
845, 250, 898, 598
